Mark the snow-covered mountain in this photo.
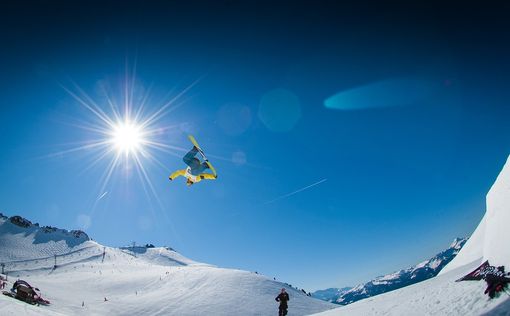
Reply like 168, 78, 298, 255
0, 213, 92, 261
0, 213, 335, 315
329, 237, 467, 305
311, 287, 352, 302
312, 154, 510, 316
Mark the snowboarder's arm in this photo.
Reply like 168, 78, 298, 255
169, 169, 186, 181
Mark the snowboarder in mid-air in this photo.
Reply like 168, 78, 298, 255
169, 135, 217, 186
275, 288, 290, 316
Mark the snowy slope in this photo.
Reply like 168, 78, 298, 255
312, 155, 510, 316
118, 246, 206, 267
0, 214, 92, 261
0, 214, 335, 315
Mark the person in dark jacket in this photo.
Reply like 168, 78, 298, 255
275, 288, 290, 316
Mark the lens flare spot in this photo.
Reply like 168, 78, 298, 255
258, 88, 301, 132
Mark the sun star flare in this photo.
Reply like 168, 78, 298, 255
53, 74, 200, 219
110, 120, 145, 155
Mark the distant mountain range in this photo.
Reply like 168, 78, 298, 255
312, 237, 467, 305
311, 287, 353, 302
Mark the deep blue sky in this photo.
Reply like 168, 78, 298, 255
1, 1, 510, 291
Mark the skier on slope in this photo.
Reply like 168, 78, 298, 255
169, 145, 217, 186
275, 288, 290, 316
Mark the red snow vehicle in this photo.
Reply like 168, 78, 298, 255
2, 279, 50, 305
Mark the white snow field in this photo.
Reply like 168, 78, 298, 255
312, 155, 510, 316
0, 217, 335, 315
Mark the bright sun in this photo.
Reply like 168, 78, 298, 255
59, 72, 200, 209
110, 120, 145, 155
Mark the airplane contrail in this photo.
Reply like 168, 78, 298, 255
96, 191, 108, 201
263, 178, 327, 205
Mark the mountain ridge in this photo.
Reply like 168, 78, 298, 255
312, 237, 467, 305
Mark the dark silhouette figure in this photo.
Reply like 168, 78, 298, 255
275, 288, 290, 316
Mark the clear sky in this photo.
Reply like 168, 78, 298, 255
1, 1, 509, 291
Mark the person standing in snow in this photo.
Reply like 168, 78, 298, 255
275, 288, 290, 316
